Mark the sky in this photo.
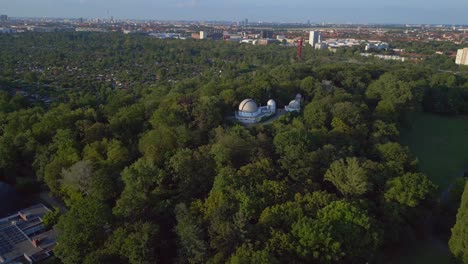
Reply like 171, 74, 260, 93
1, 0, 467, 24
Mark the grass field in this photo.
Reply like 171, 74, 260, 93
400, 112, 468, 191
383, 240, 452, 264
393, 111, 468, 264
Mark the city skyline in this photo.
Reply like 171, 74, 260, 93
1, 0, 467, 24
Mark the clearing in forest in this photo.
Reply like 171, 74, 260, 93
400, 112, 468, 191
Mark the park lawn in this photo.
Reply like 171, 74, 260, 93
400, 112, 468, 191
391, 240, 452, 264
387, 111, 466, 264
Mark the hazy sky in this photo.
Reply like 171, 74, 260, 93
1, 0, 467, 24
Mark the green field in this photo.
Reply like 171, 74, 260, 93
384, 240, 452, 264
400, 112, 468, 191
394, 111, 468, 264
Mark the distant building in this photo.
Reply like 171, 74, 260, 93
309, 31, 321, 47
315, 42, 327, 50
235, 95, 302, 124
123, 29, 137, 34
455, 48, 468, 65
276, 35, 287, 40
260, 30, 273, 39
257, 38, 278, 46
285, 94, 303, 112
0, 15, 7, 22
75, 27, 107, 33
361, 53, 406, 62
0, 204, 57, 264
199, 31, 206, 39
27, 26, 55, 33
191, 32, 200, 39
0, 28, 12, 34
365, 42, 389, 51
236, 99, 276, 124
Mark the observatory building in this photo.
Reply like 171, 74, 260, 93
235, 99, 276, 124
285, 94, 302, 112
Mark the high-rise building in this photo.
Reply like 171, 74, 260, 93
245, 18, 249, 26
455, 48, 468, 66
200, 31, 206, 40
309, 31, 321, 47
260, 30, 273, 39
0, 15, 8, 22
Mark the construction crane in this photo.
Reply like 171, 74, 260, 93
297, 37, 304, 61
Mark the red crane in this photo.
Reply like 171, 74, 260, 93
297, 37, 304, 61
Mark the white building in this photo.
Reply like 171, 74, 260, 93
365, 42, 389, 51
455, 48, 468, 65
200, 31, 206, 39
285, 94, 302, 112
235, 99, 276, 124
309, 31, 321, 47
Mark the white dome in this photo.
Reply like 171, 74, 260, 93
267, 99, 276, 107
296, 94, 303, 100
288, 99, 301, 109
239, 99, 258, 113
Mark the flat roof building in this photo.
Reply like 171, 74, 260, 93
199, 31, 206, 39
0, 204, 57, 264
455, 48, 468, 66
309, 31, 322, 47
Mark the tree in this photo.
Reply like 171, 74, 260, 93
300, 76, 322, 98
273, 127, 319, 183
192, 96, 223, 132
113, 158, 165, 219
210, 126, 255, 169
324, 157, 370, 197
449, 181, 468, 263
55, 197, 112, 264
42, 207, 61, 229
61, 160, 93, 195
105, 222, 159, 264
175, 203, 208, 264
384, 173, 436, 207
42, 129, 80, 195
228, 243, 277, 264
376, 142, 417, 177
366, 73, 422, 119
169, 147, 216, 201
109, 103, 146, 141
138, 126, 181, 166
291, 201, 381, 263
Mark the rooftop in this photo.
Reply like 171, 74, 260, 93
0, 204, 57, 264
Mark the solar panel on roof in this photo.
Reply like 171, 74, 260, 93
0, 226, 28, 255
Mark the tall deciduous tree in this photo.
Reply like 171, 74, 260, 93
324, 157, 370, 197
449, 181, 468, 263
61, 160, 93, 195
113, 158, 165, 219
384, 173, 436, 207
55, 197, 112, 264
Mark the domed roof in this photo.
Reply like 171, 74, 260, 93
239, 99, 258, 113
267, 99, 276, 106
288, 99, 301, 109
296, 94, 303, 100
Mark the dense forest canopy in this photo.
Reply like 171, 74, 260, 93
0, 32, 467, 263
